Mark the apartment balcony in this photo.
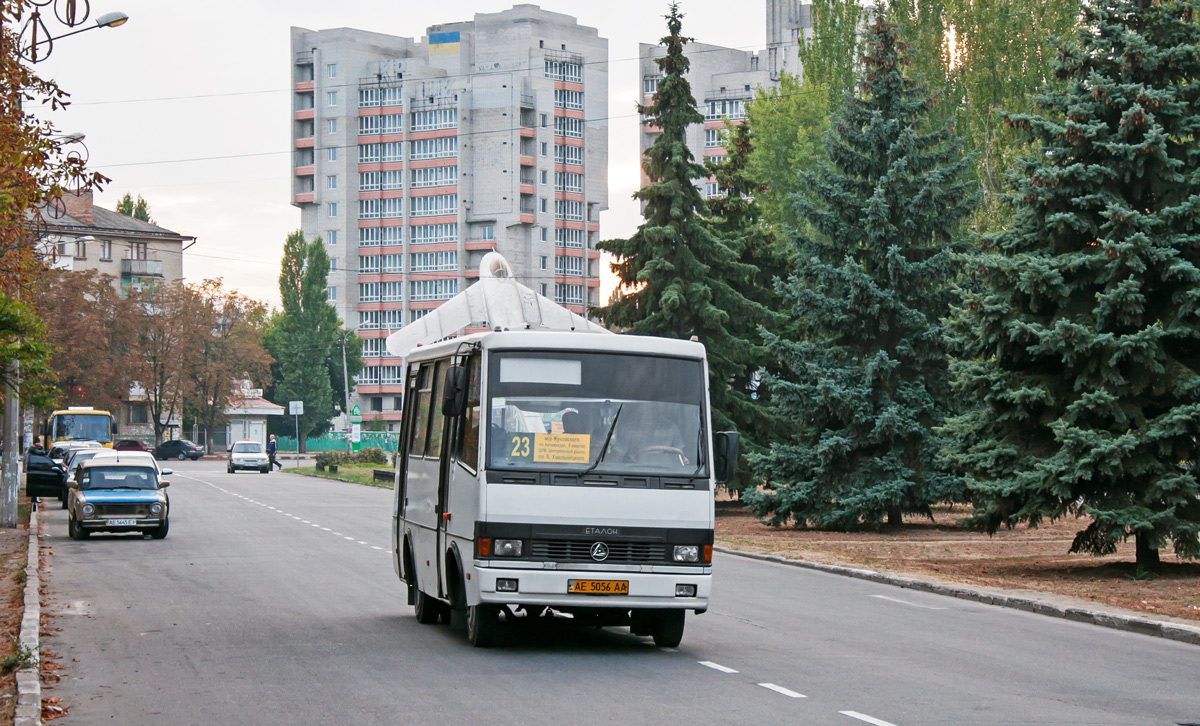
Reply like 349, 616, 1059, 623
295, 192, 315, 203
296, 136, 315, 149
121, 259, 163, 278
519, 213, 535, 225
519, 126, 536, 138
519, 155, 535, 166
295, 108, 314, 120
519, 183, 535, 196
520, 93, 536, 109
295, 165, 314, 176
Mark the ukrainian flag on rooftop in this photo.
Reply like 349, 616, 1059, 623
429, 31, 461, 56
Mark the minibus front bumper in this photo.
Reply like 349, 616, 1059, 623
473, 566, 711, 611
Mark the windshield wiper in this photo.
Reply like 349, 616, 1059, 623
579, 403, 622, 478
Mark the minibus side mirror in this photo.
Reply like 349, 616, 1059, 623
442, 366, 468, 417
713, 431, 739, 484
111, 421, 119, 435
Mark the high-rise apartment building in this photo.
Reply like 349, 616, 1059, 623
290, 6, 608, 427
638, 0, 811, 195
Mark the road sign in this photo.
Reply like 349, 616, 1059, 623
350, 404, 361, 423
351, 424, 361, 443
289, 401, 304, 416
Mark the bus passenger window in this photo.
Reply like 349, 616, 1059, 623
410, 364, 432, 456
426, 360, 448, 456
458, 354, 481, 469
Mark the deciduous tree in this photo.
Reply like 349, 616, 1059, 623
944, 0, 1200, 569
749, 13, 974, 530
128, 281, 201, 442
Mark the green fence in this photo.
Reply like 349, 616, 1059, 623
276, 432, 400, 453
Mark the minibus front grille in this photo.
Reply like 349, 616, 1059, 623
529, 540, 667, 564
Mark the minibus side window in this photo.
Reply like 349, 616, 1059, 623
426, 360, 448, 456
409, 364, 432, 457
458, 353, 482, 471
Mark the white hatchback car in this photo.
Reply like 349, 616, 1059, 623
228, 440, 270, 474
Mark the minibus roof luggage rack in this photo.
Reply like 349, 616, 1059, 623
386, 252, 611, 357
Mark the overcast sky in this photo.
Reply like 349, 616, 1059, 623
32, 0, 768, 306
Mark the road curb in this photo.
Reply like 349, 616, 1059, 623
714, 545, 1200, 647
15, 509, 40, 726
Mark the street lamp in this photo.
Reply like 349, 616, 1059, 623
18, 8, 130, 63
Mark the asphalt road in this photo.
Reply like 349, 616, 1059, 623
37, 461, 1200, 726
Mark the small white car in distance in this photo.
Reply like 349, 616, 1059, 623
228, 440, 270, 474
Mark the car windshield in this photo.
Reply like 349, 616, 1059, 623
486, 352, 707, 477
67, 451, 101, 469
232, 443, 262, 453
80, 466, 158, 491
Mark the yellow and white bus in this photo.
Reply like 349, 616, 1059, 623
45, 407, 116, 448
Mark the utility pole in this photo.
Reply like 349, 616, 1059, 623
341, 337, 352, 454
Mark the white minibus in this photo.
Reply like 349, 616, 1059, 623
391, 329, 738, 647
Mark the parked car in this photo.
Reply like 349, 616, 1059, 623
67, 457, 172, 540
155, 439, 203, 461
25, 452, 68, 507
113, 439, 155, 453
91, 449, 164, 476
227, 440, 269, 474
47, 440, 102, 465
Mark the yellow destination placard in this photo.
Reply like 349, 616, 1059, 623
534, 434, 590, 463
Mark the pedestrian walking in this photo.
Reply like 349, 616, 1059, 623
267, 434, 282, 471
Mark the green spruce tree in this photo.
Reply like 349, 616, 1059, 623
597, 3, 765, 443
945, 0, 1200, 569
749, 13, 975, 530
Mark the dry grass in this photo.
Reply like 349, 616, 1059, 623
716, 502, 1200, 622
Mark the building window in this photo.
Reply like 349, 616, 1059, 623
544, 59, 582, 83
326, 230, 338, 245
410, 165, 457, 188
127, 403, 149, 425
359, 142, 403, 163
99, 239, 112, 260
410, 223, 457, 245
554, 116, 584, 139
410, 136, 458, 160
327, 63, 337, 79
540, 283, 548, 296
540, 227, 548, 242
329, 259, 337, 272
555, 254, 584, 276
359, 113, 404, 136
704, 181, 720, 198
554, 89, 584, 110
554, 144, 583, 165
540, 255, 548, 270
411, 108, 458, 131
127, 241, 148, 260
481, 225, 494, 240
327, 118, 337, 134
327, 147, 337, 162
359, 226, 404, 246
554, 282, 584, 305
555, 227, 584, 248
359, 198, 404, 219
540, 142, 548, 156
540, 113, 549, 127
327, 175, 337, 189
555, 171, 583, 193
410, 250, 458, 272
643, 76, 660, 96
540, 170, 548, 185
328, 203, 338, 217
327, 286, 337, 301
327, 91, 338, 107
410, 194, 457, 217
410, 278, 458, 301
540, 198, 547, 213
359, 309, 404, 330
68, 238, 86, 259
554, 199, 583, 221
704, 128, 723, 148
704, 98, 746, 121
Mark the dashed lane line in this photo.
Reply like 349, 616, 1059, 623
179, 475, 391, 557
870, 594, 946, 611
840, 711, 898, 726
759, 683, 806, 699
698, 661, 739, 674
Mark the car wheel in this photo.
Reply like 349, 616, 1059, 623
68, 515, 88, 541
467, 603, 501, 647
177, 452, 186, 461
413, 588, 441, 625
651, 609, 686, 648
149, 517, 168, 539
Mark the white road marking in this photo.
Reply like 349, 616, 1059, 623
698, 661, 739, 674
344, 536, 356, 541
759, 683, 805, 698
371, 546, 384, 551
870, 594, 946, 611
321, 528, 331, 532
840, 711, 897, 726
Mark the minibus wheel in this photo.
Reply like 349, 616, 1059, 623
652, 610, 685, 648
467, 603, 500, 647
414, 589, 441, 624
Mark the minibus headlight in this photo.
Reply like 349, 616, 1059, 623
493, 539, 523, 557
673, 545, 699, 563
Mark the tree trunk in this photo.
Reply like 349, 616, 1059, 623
1135, 532, 1161, 571
887, 506, 903, 527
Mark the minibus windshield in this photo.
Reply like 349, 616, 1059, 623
486, 351, 707, 476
